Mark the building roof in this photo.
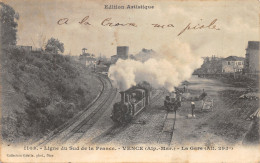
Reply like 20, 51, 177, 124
117, 46, 129, 48
224, 56, 245, 61
247, 41, 259, 50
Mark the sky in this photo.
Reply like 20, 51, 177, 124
3, 0, 260, 58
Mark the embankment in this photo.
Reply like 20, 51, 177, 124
1, 47, 101, 144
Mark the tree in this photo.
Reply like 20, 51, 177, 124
0, 2, 19, 45
45, 37, 64, 54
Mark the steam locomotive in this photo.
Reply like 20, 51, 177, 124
110, 86, 151, 124
164, 92, 182, 111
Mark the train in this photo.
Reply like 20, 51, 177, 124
110, 85, 151, 124
164, 91, 182, 112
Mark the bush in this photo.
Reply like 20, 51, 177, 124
9, 47, 25, 62
2, 47, 96, 141
25, 54, 34, 64
33, 59, 43, 68
76, 87, 85, 97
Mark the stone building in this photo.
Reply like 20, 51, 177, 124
110, 46, 129, 64
222, 56, 245, 73
117, 46, 129, 59
245, 41, 259, 73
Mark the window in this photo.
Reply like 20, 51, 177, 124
238, 62, 241, 65
228, 61, 230, 65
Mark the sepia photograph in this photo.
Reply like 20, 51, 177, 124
0, 0, 259, 162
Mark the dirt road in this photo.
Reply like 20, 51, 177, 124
170, 76, 258, 146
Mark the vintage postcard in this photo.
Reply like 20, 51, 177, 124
0, 0, 259, 162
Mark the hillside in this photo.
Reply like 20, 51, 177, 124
1, 47, 101, 144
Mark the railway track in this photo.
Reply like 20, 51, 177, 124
157, 110, 175, 145
36, 74, 115, 146
63, 88, 117, 144
90, 89, 166, 144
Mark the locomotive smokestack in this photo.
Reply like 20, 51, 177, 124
119, 91, 126, 103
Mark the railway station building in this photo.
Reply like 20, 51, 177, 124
221, 56, 245, 73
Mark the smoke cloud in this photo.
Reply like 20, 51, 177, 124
108, 41, 203, 91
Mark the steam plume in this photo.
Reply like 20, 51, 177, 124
108, 41, 203, 91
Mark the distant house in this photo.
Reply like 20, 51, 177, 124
79, 48, 96, 65
222, 56, 245, 73
245, 41, 259, 73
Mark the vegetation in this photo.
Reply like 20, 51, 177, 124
45, 37, 65, 54
0, 2, 19, 45
1, 47, 100, 142
194, 57, 222, 74
0, 3, 100, 143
